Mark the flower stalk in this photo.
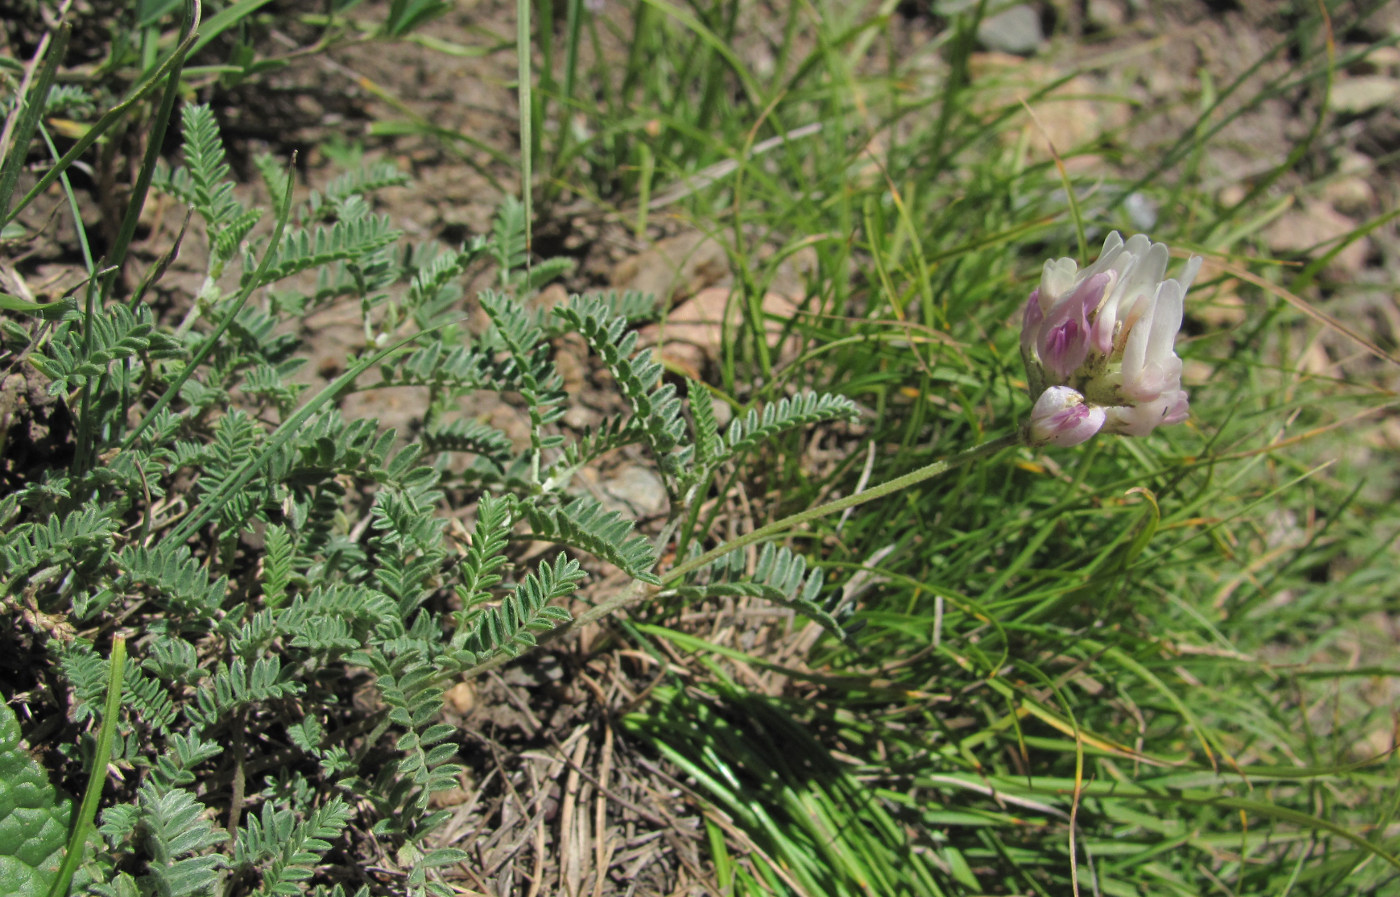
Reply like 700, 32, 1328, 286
461, 430, 1022, 678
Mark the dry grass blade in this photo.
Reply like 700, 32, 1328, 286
1217, 255, 1400, 368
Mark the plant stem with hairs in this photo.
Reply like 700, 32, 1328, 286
462, 430, 1022, 679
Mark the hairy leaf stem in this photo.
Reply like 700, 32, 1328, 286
662, 430, 1024, 585
463, 429, 1022, 679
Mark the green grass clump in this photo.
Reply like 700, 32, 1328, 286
516, 1, 1399, 894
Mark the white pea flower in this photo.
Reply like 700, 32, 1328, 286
1021, 232, 1201, 446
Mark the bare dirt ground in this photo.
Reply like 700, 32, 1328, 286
3, 0, 1398, 893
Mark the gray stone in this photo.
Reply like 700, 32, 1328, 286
977, 5, 1044, 56
1331, 76, 1400, 115
600, 464, 668, 517
1086, 0, 1126, 30
1124, 192, 1159, 231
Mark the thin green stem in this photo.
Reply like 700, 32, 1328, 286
0, 21, 69, 221
4, 5, 200, 227
46, 637, 126, 897
516, 0, 532, 251
120, 151, 298, 456
665, 429, 1022, 584
108, 1, 193, 297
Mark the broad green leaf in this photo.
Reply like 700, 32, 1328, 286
0, 703, 71, 897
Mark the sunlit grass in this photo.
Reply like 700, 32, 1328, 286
516, 0, 1400, 894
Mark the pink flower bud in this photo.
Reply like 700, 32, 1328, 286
1027, 386, 1106, 447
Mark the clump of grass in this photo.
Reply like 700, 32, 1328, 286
516, 1, 1400, 894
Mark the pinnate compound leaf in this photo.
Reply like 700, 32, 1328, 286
0, 703, 71, 897
553, 296, 687, 463
134, 782, 227, 896
421, 417, 515, 468
722, 391, 859, 460
460, 552, 583, 660
522, 495, 660, 584
677, 543, 859, 648
248, 213, 401, 287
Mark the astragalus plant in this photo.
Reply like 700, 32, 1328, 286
0, 103, 860, 897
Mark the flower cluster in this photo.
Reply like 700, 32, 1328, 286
1020, 232, 1201, 447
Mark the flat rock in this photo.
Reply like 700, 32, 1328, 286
1331, 75, 1400, 115
977, 4, 1044, 55
637, 286, 803, 378
599, 464, 668, 517
610, 231, 730, 306
1321, 174, 1375, 217
1085, 0, 1126, 30
1265, 199, 1371, 279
